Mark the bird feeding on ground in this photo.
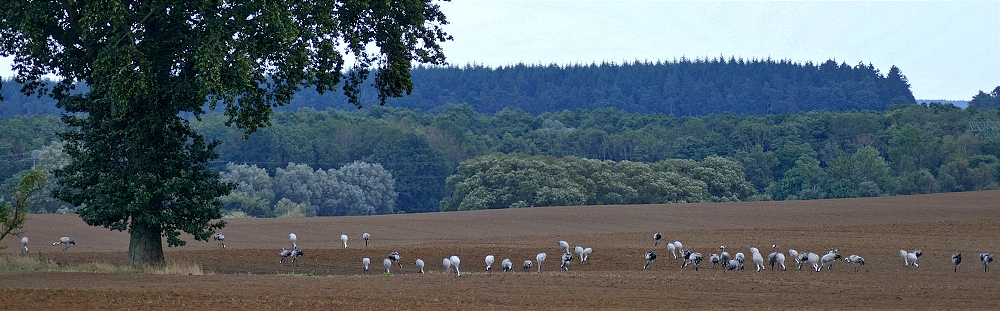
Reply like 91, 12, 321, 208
279, 248, 292, 264
213, 232, 225, 249
450, 255, 462, 277
560, 253, 573, 271
363, 257, 371, 273
981, 253, 993, 272
363, 232, 370, 248
788, 249, 803, 270
52, 237, 75, 251
485, 254, 495, 272
709, 253, 720, 269
341, 234, 348, 248
536, 252, 547, 274
582, 247, 593, 263
952, 253, 962, 272
502, 258, 513, 272
667, 242, 677, 259
769, 245, 786, 272
719, 246, 730, 269
291, 249, 303, 263
559, 240, 570, 254
751, 248, 766, 272
845, 254, 866, 272
901, 249, 922, 268
575, 246, 585, 263
384, 258, 393, 274
672, 241, 683, 256
523, 260, 533, 271
821, 250, 841, 271
416, 259, 425, 274
289, 232, 297, 248
443, 257, 452, 274
21, 236, 28, 253
681, 250, 703, 271
654, 232, 662, 246
388, 252, 402, 269
643, 251, 657, 270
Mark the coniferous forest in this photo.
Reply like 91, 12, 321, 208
3, 61, 1000, 217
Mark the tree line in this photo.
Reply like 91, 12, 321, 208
3, 58, 918, 120
5, 99, 1000, 214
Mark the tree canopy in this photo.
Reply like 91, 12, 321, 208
0, 0, 450, 267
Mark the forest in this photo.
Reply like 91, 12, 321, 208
3, 58, 920, 119
4, 94, 1000, 216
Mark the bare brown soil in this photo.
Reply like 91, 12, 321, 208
3, 191, 1000, 310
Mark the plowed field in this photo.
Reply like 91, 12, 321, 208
3, 191, 1000, 310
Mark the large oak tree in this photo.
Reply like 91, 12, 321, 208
0, 0, 449, 267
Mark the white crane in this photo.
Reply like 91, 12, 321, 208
450, 254, 462, 277
363, 232, 370, 248
363, 257, 371, 273
536, 252, 547, 274
523, 260, 533, 271
654, 232, 662, 246
719, 246, 730, 269
981, 253, 993, 272
388, 252, 402, 269
709, 253, 720, 269
681, 250, 704, 271
416, 258, 425, 274
289, 232, 297, 248
443, 257, 452, 274
21, 236, 28, 254
952, 253, 962, 272
899, 249, 909, 266
52, 237, 75, 251
485, 254, 495, 272
902, 249, 922, 268
560, 252, 573, 271
820, 250, 841, 271
769, 245, 786, 272
575, 246, 585, 263
341, 234, 348, 249
582, 247, 593, 263
643, 251, 657, 270
502, 258, 512, 272
806, 252, 821, 272
666, 243, 677, 259
788, 249, 802, 270
751, 248, 766, 272
384, 258, 393, 274
845, 254, 866, 272
559, 240, 570, 254
672, 241, 683, 257
213, 233, 225, 249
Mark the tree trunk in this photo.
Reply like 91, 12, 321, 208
127, 220, 164, 268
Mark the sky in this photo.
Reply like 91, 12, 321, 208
2, 1, 998, 101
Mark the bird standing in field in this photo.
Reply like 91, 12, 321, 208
450, 255, 462, 277
502, 258, 513, 272
654, 232, 662, 246
213, 232, 225, 249
643, 251, 657, 270
536, 252, 547, 274
341, 234, 348, 248
416, 258, 425, 274
388, 252, 402, 269
485, 254, 495, 273
363, 232, 371, 248
289, 232, 297, 248
363, 257, 371, 273
844, 254, 866, 272
980, 253, 993, 272
443, 257, 452, 274
952, 253, 962, 272
384, 258, 392, 274
768, 245, 786, 272
560, 252, 573, 271
52, 237, 75, 251
21, 236, 28, 254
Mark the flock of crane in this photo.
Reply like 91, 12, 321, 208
16, 230, 995, 275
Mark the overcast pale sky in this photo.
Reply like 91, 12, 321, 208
2, 1, 997, 101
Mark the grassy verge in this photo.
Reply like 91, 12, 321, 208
0, 253, 207, 275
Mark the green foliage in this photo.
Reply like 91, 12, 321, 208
0, 0, 449, 268
0, 170, 44, 249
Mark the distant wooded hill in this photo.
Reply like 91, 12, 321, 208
3, 58, 917, 118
